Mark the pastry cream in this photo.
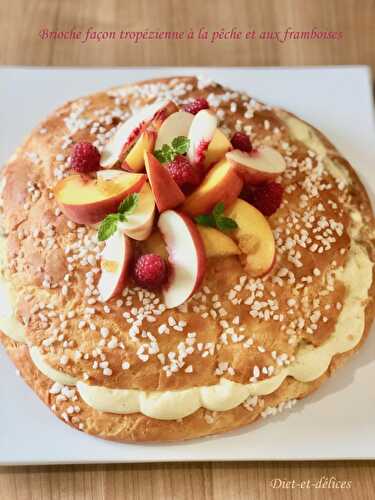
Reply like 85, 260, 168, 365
0, 279, 27, 343
279, 111, 351, 186
29, 346, 78, 386
0, 116, 372, 420
0, 235, 26, 343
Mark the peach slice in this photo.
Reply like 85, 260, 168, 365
54, 171, 146, 225
122, 129, 157, 172
203, 129, 232, 170
150, 101, 179, 131
144, 226, 239, 260
158, 210, 206, 308
155, 111, 194, 150
182, 159, 243, 217
187, 110, 217, 165
144, 152, 185, 212
197, 226, 239, 258
225, 199, 275, 277
100, 100, 176, 168
226, 146, 286, 184
98, 232, 133, 302
117, 184, 155, 241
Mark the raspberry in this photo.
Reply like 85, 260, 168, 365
70, 142, 101, 174
231, 132, 252, 153
167, 155, 201, 194
183, 98, 209, 115
133, 254, 167, 290
242, 181, 283, 216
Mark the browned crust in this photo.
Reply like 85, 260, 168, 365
1, 76, 374, 442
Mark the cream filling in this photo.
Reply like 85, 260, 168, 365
0, 279, 27, 343
279, 112, 352, 187
0, 240, 371, 419
0, 235, 27, 343
0, 117, 372, 420
29, 346, 78, 386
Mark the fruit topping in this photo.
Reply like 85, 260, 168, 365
226, 145, 286, 184
195, 202, 238, 232
183, 97, 209, 115
203, 129, 232, 170
70, 142, 101, 174
144, 152, 185, 212
154, 136, 190, 164
116, 184, 155, 241
133, 253, 168, 290
167, 155, 201, 194
225, 199, 276, 277
155, 111, 193, 150
242, 181, 284, 216
230, 132, 252, 153
158, 210, 206, 309
100, 100, 175, 168
182, 159, 243, 217
197, 226, 240, 258
187, 110, 217, 166
98, 232, 133, 302
97, 192, 140, 241
122, 128, 157, 172
151, 101, 179, 131
54, 170, 145, 225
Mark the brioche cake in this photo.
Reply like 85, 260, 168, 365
0, 76, 374, 442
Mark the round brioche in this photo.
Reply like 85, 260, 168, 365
0, 76, 374, 442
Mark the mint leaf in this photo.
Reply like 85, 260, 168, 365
195, 202, 238, 233
171, 136, 190, 155
216, 216, 238, 231
98, 214, 119, 241
154, 136, 190, 163
212, 202, 225, 218
195, 214, 216, 228
118, 193, 139, 215
97, 193, 140, 241
154, 149, 166, 163
154, 144, 174, 163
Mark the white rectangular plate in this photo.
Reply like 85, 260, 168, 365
1, 67, 375, 464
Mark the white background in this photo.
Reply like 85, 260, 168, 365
0, 67, 374, 464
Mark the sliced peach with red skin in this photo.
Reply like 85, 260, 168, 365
122, 128, 157, 172
225, 198, 275, 277
182, 159, 243, 217
155, 111, 194, 150
158, 210, 206, 309
187, 110, 218, 166
100, 100, 177, 168
144, 226, 239, 260
203, 129, 232, 170
54, 170, 146, 225
117, 183, 155, 241
144, 152, 185, 212
226, 146, 286, 185
151, 101, 179, 131
98, 232, 133, 302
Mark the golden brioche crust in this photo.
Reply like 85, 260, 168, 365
1, 76, 374, 441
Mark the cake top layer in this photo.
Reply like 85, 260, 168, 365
1, 76, 372, 392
